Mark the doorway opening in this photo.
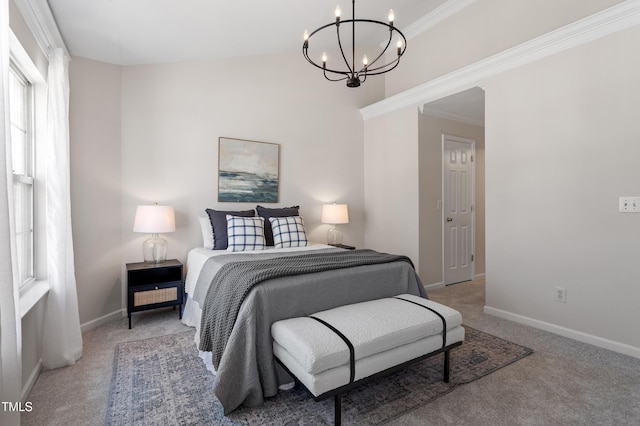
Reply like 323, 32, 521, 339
418, 86, 485, 289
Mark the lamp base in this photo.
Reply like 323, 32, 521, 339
142, 233, 168, 263
327, 226, 343, 245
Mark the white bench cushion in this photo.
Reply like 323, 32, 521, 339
274, 327, 465, 397
271, 294, 463, 376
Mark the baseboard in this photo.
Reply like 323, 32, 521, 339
484, 306, 640, 359
474, 273, 486, 280
80, 308, 125, 333
424, 281, 445, 291
21, 358, 42, 402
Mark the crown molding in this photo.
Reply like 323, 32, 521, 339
363, 0, 640, 120
12, 0, 68, 58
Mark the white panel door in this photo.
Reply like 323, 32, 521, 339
443, 135, 475, 285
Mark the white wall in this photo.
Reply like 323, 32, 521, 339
69, 57, 122, 326
363, 106, 420, 265
484, 24, 640, 352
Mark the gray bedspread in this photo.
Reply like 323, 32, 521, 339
192, 248, 426, 414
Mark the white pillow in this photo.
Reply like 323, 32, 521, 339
269, 216, 309, 248
199, 215, 214, 249
226, 215, 266, 252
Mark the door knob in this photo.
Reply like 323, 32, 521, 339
446, 217, 453, 222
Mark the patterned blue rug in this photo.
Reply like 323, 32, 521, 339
106, 327, 532, 425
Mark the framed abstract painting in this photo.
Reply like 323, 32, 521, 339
218, 137, 280, 203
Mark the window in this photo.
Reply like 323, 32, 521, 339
8, 61, 35, 288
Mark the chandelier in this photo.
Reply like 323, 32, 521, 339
303, 0, 407, 88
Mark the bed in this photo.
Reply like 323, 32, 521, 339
181, 208, 426, 414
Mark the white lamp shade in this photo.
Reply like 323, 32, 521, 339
321, 204, 349, 224
133, 205, 176, 233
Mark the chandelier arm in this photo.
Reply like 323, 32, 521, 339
364, 30, 393, 72
323, 69, 349, 82
361, 29, 406, 74
360, 56, 402, 76
303, 44, 350, 78
347, 19, 406, 74
302, 46, 325, 71
335, 24, 354, 75
304, 21, 355, 76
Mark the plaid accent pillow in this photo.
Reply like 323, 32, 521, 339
269, 216, 309, 248
226, 215, 266, 252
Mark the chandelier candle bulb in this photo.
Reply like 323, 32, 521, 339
363, 55, 368, 66
388, 9, 394, 25
335, 5, 341, 21
303, 30, 309, 41
322, 52, 327, 66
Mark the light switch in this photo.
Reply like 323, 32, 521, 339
619, 196, 640, 213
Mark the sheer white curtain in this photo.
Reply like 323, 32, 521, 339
41, 48, 83, 368
0, 0, 23, 423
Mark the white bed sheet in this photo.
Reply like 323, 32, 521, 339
184, 242, 334, 295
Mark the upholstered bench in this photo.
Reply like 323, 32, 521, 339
271, 294, 465, 425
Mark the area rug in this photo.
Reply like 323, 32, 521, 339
106, 327, 532, 425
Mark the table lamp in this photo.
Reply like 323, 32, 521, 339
133, 204, 175, 263
321, 203, 349, 245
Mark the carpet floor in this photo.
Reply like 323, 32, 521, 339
22, 279, 640, 425
105, 327, 531, 425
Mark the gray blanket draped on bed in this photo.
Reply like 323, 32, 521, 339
192, 248, 426, 414
199, 249, 418, 365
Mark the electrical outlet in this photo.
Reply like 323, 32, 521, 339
555, 287, 566, 303
619, 196, 640, 213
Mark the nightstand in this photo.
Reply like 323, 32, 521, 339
329, 243, 356, 250
126, 259, 183, 329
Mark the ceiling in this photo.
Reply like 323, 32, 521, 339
45, 0, 484, 124
47, 0, 447, 66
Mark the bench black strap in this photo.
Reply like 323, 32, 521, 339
393, 296, 448, 349
309, 316, 355, 384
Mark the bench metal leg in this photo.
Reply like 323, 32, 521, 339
444, 350, 451, 383
334, 394, 342, 425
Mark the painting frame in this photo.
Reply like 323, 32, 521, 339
218, 137, 280, 203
